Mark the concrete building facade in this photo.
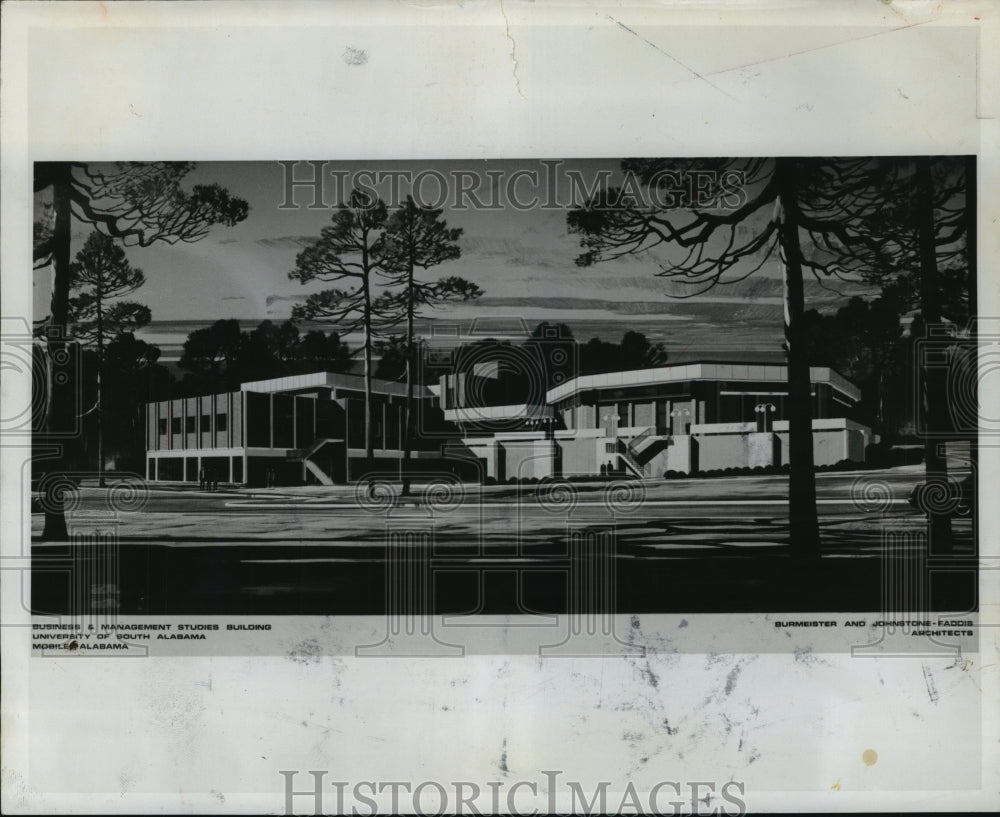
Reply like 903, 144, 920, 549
146, 361, 871, 485
145, 372, 441, 486
438, 361, 872, 480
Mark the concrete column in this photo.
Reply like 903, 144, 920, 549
381, 400, 387, 451
747, 432, 777, 468
667, 435, 692, 474
528, 439, 557, 479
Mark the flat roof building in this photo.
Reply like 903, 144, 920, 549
145, 371, 447, 487
146, 360, 872, 485
438, 361, 871, 481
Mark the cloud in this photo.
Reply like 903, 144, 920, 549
265, 294, 306, 307
255, 236, 318, 249
477, 297, 705, 315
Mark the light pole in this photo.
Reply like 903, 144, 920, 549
754, 402, 776, 432
670, 407, 691, 434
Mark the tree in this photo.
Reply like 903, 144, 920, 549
289, 188, 397, 461
297, 328, 354, 374
568, 158, 897, 559
374, 335, 409, 381
233, 319, 301, 383
99, 333, 173, 472
33, 162, 248, 539
67, 232, 151, 485
620, 330, 668, 369
380, 197, 482, 494
580, 330, 668, 375
177, 320, 357, 395
178, 319, 246, 393
813, 157, 971, 548
517, 321, 576, 396
799, 296, 907, 436
903, 160, 967, 546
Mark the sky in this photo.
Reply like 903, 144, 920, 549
35, 159, 883, 362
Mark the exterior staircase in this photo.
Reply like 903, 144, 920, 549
617, 441, 646, 478
291, 437, 342, 486
303, 459, 334, 486
616, 427, 669, 478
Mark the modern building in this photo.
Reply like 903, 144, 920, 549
144, 371, 452, 487
145, 360, 872, 485
437, 361, 873, 480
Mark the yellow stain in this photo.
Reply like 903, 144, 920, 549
863, 749, 878, 766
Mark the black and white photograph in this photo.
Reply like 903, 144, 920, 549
2, 3, 997, 814
28, 157, 979, 619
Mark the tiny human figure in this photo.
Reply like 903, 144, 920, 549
198, 467, 206, 490
212, 469, 219, 492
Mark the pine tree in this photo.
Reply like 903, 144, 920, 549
568, 157, 905, 559
34, 161, 248, 539
380, 196, 481, 494
290, 188, 397, 461
68, 231, 151, 486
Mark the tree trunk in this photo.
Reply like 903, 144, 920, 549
914, 157, 953, 551
362, 281, 374, 463
41, 166, 74, 541
775, 159, 821, 559
96, 291, 106, 487
966, 154, 977, 537
401, 261, 416, 496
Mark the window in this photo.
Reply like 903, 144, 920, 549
216, 413, 228, 432
273, 395, 294, 448
158, 419, 167, 435
245, 392, 271, 447
170, 418, 181, 435
201, 414, 211, 433
185, 417, 195, 434
157, 456, 183, 481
